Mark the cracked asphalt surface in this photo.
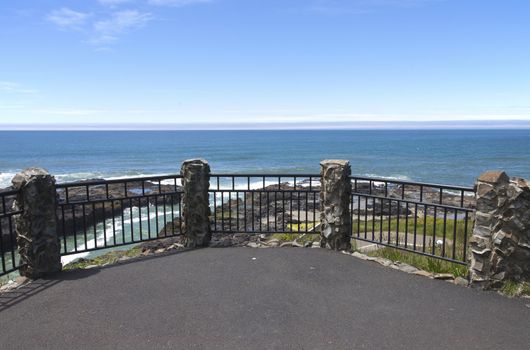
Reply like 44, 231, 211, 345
1, 247, 529, 349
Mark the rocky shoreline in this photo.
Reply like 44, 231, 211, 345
1, 180, 182, 250
56, 180, 182, 236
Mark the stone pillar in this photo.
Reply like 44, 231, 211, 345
469, 171, 530, 288
12, 168, 61, 279
181, 159, 211, 248
320, 160, 352, 251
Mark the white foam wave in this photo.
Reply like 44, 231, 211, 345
0, 172, 17, 189
61, 252, 90, 266
122, 209, 178, 225
54, 172, 178, 184
361, 174, 412, 181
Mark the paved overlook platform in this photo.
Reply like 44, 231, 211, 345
1, 248, 529, 350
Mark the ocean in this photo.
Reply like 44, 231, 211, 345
1, 130, 529, 189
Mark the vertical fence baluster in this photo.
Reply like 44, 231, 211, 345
395, 201, 400, 247
404, 202, 408, 248
82, 203, 88, 250
379, 198, 384, 242
432, 207, 438, 255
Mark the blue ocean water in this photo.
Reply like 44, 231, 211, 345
0, 130, 529, 188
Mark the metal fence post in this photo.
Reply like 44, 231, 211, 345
181, 159, 212, 247
320, 160, 352, 251
12, 168, 61, 278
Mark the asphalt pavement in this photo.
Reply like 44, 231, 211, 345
0, 247, 528, 349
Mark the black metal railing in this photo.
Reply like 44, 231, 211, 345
209, 174, 321, 235
349, 176, 475, 265
1, 171, 477, 278
56, 175, 184, 256
0, 188, 21, 276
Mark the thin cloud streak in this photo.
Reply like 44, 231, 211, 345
90, 10, 153, 45
2, 120, 530, 131
46, 7, 90, 29
98, 0, 134, 6
0, 81, 38, 94
309, 0, 443, 14
147, 0, 213, 7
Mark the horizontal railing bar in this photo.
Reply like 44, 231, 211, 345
211, 173, 321, 178
0, 211, 23, 218
208, 189, 319, 193
0, 189, 18, 196
34, 173, 477, 193
57, 175, 183, 188
58, 191, 183, 205
0, 266, 19, 276
210, 230, 318, 235
352, 193, 474, 211
350, 175, 475, 192
351, 236, 467, 265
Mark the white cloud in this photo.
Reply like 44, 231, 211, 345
147, 0, 213, 7
46, 0, 213, 48
46, 7, 90, 29
36, 108, 109, 116
91, 10, 153, 45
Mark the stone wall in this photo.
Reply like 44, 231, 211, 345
469, 171, 530, 288
320, 160, 352, 251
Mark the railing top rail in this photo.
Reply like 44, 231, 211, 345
353, 192, 475, 211
56, 174, 183, 188
210, 173, 321, 178
0, 188, 18, 196
53, 173, 475, 192
349, 175, 475, 192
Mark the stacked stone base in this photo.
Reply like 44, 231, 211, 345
469, 171, 530, 288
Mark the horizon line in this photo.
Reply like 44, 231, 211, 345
1, 120, 530, 131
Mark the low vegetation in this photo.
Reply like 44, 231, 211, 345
500, 280, 530, 298
63, 246, 143, 270
353, 216, 473, 242
286, 222, 314, 232
365, 246, 468, 277
269, 223, 319, 243
270, 234, 319, 244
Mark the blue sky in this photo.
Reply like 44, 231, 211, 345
1, 0, 529, 128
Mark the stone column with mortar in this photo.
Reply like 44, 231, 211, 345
320, 160, 352, 251
12, 168, 62, 279
181, 159, 212, 248
469, 171, 530, 288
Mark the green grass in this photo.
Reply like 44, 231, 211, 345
353, 216, 473, 243
268, 223, 318, 243
286, 223, 314, 232
270, 233, 319, 244
500, 280, 530, 298
366, 246, 468, 277
353, 214, 470, 272
63, 246, 143, 270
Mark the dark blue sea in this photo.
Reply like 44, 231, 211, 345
1, 130, 529, 188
